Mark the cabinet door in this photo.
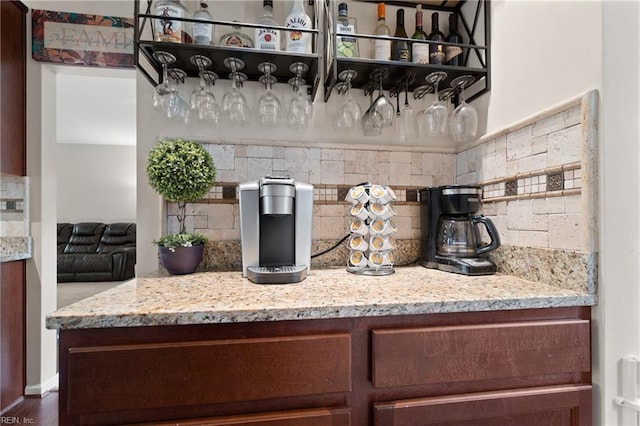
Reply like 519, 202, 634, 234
142, 406, 350, 426
373, 385, 591, 426
372, 319, 590, 388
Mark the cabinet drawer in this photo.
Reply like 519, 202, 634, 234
373, 384, 592, 426
372, 320, 590, 388
66, 333, 351, 414
142, 406, 351, 426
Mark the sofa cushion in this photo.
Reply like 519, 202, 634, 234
64, 223, 107, 254
57, 223, 73, 254
98, 223, 136, 254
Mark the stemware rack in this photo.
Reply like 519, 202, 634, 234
134, 0, 489, 104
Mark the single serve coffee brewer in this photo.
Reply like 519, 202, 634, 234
239, 176, 313, 284
420, 185, 501, 275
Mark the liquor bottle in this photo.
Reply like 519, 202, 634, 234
285, 0, 312, 54
428, 12, 446, 64
255, 0, 281, 51
372, 2, 391, 61
219, 22, 254, 48
192, 1, 213, 45
445, 13, 463, 66
154, 0, 192, 44
411, 4, 428, 64
391, 8, 409, 62
336, 2, 359, 57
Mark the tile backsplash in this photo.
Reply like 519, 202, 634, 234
164, 90, 598, 292
0, 174, 29, 237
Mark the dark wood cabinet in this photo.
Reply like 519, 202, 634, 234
0, 0, 27, 415
57, 307, 591, 425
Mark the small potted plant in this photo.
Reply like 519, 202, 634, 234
146, 138, 216, 274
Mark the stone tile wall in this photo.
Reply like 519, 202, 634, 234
0, 175, 29, 237
165, 90, 598, 287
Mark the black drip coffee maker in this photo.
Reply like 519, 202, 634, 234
420, 185, 500, 275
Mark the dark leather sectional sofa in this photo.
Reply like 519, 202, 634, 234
57, 222, 136, 282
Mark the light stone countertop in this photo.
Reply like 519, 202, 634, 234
0, 236, 32, 262
46, 266, 596, 330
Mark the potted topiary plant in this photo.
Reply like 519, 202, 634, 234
146, 138, 216, 275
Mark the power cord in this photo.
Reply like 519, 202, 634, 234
311, 234, 350, 258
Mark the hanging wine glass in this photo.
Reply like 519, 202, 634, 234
394, 77, 415, 143
287, 62, 313, 129
361, 83, 383, 137
413, 83, 433, 139
335, 69, 362, 131
222, 58, 251, 127
257, 62, 282, 127
449, 75, 478, 143
152, 51, 178, 115
166, 67, 189, 122
418, 71, 448, 137
188, 55, 221, 126
369, 68, 394, 128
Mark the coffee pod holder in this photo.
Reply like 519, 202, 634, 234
346, 183, 396, 276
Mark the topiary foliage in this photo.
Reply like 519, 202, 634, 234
146, 138, 216, 202
146, 138, 216, 235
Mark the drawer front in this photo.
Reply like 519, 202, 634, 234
143, 406, 351, 426
66, 333, 351, 414
373, 384, 592, 426
372, 320, 590, 388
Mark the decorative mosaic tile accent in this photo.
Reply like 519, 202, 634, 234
0, 199, 24, 213
505, 180, 518, 196
547, 172, 564, 191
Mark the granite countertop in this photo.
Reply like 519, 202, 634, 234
0, 236, 32, 262
46, 266, 596, 330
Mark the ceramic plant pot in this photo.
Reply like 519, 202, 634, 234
159, 245, 204, 275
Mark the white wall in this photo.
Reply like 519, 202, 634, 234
56, 144, 136, 223
479, 0, 602, 135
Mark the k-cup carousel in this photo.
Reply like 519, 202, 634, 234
345, 183, 397, 276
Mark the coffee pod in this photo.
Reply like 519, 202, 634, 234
345, 185, 370, 204
368, 250, 394, 269
350, 219, 368, 236
349, 234, 369, 251
348, 250, 368, 268
369, 219, 394, 236
369, 202, 396, 220
369, 235, 397, 251
369, 184, 396, 204
350, 203, 369, 220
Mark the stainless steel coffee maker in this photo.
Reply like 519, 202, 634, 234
239, 176, 313, 284
420, 185, 500, 275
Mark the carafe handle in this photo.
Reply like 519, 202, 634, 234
471, 215, 501, 255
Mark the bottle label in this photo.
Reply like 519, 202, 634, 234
445, 45, 463, 62
224, 34, 245, 47
286, 16, 312, 53
412, 43, 429, 64
154, 4, 186, 43
429, 44, 446, 64
374, 38, 391, 60
396, 43, 410, 61
193, 22, 212, 44
337, 22, 357, 57
255, 28, 281, 51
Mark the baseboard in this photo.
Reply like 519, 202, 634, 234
24, 373, 59, 395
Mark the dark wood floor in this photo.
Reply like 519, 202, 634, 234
3, 392, 58, 425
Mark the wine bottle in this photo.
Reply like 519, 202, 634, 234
391, 9, 409, 62
285, 0, 312, 54
428, 12, 446, 65
411, 4, 428, 64
445, 13, 463, 66
372, 2, 391, 61
255, 0, 281, 51
336, 3, 359, 57
192, 1, 213, 45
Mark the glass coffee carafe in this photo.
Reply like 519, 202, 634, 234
436, 215, 500, 257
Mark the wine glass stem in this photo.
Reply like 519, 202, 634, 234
162, 63, 168, 84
